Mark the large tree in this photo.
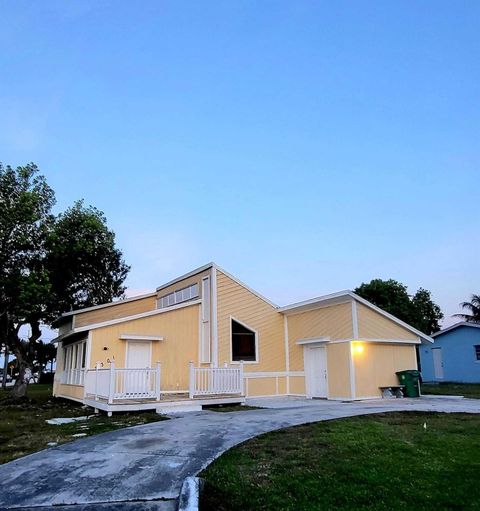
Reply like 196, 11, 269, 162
0, 163, 130, 397
453, 294, 480, 323
354, 279, 443, 335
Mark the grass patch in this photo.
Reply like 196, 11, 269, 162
200, 412, 480, 511
0, 384, 166, 464
204, 404, 262, 413
421, 382, 480, 399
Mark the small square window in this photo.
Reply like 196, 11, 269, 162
474, 345, 480, 361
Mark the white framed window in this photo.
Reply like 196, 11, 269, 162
158, 283, 199, 309
62, 340, 87, 385
231, 318, 258, 362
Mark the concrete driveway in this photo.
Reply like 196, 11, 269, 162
0, 396, 478, 510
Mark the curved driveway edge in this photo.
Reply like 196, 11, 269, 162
0, 397, 478, 509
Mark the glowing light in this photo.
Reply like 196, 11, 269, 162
353, 343, 364, 354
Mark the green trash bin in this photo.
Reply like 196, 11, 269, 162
396, 370, 421, 397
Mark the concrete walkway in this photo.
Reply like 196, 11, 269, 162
0, 396, 478, 509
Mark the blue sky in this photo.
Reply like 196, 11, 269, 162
0, 0, 479, 336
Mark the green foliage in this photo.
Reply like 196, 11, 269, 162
45, 200, 130, 322
454, 294, 480, 323
354, 279, 443, 334
0, 162, 130, 396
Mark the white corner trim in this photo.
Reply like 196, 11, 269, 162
348, 341, 356, 400
296, 337, 331, 345
350, 292, 434, 343
352, 300, 359, 339
214, 263, 279, 309
74, 299, 202, 333
119, 335, 164, 341
211, 267, 219, 367
284, 315, 290, 394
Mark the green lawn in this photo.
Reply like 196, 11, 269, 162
421, 382, 480, 399
0, 384, 165, 464
200, 412, 480, 511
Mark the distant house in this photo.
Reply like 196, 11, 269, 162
52, 262, 432, 414
420, 322, 480, 383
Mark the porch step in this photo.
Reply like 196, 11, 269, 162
156, 403, 202, 414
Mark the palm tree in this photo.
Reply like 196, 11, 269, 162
453, 294, 480, 323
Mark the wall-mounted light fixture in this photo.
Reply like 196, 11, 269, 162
353, 342, 364, 354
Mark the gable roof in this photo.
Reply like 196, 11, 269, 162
279, 290, 434, 343
52, 262, 431, 343
432, 321, 480, 338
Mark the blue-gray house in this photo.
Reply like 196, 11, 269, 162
420, 322, 480, 383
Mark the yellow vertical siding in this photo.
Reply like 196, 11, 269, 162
289, 376, 306, 395
75, 295, 157, 328
286, 302, 353, 372
55, 383, 85, 401
90, 304, 200, 391
216, 271, 285, 373
354, 343, 418, 398
326, 342, 352, 399
246, 377, 278, 396
356, 303, 419, 340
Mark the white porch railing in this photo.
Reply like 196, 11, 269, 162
84, 361, 161, 404
189, 361, 244, 398
61, 368, 85, 386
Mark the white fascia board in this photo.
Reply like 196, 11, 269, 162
54, 291, 157, 322
432, 321, 480, 337
119, 335, 164, 341
296, 337, 331, 345
155, 263, 214, 292
213, 263, 279, 308
73, 299, 202, 333
349, 292, 434, 343
278, 290, 353, 313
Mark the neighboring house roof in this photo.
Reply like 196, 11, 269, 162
279, 290, 434, 343
432, 321, 480, 338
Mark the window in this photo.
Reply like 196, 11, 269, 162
231, 319, 257, 362
474, 345, 480, 361
158, 283, 199, 309
62, 340, 87, 385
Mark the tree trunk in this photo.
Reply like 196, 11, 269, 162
12, 359, 32, 398
11, 319, 41, 398
1, 345, 8, 390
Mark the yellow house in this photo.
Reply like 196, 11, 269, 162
53, 263, 432, 413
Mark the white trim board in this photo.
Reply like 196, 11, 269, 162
279, 290, 433, 343
119, 335, 164, 341
214, 264, 278, 308
296, 337, 330, 345
54, 291, 157, 323
74, 299, 202, 333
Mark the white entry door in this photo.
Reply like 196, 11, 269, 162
432, 348, 444, 379
125, 341, 152, 396
304, 346, 328, 398
126, 341, 151, 368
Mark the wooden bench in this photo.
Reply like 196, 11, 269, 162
379, 385, 405, 399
